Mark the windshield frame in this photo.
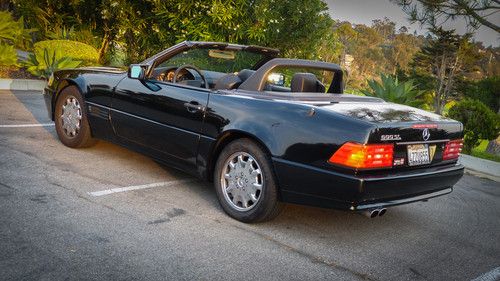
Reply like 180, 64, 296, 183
142, 41, 279, 78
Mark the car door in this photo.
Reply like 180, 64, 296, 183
110, 77, 209, 172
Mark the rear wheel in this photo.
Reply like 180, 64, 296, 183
214, 139, 283, 223
54, 86, 97, 148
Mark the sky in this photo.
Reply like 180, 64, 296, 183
324, 0, 499, 47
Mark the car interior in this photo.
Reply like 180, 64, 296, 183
152, 67, 330, 93
150, 48, 332, 93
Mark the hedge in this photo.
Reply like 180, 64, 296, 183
34, 40, 99, 66
448, 99, 500, 153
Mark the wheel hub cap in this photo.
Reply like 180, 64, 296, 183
60, 96, 82, 138
221, 152, 263, 211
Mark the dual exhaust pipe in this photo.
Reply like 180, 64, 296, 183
361, 208, 387, 218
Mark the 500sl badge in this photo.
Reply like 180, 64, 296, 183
381, 134, 401, 141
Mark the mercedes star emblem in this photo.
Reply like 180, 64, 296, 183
422, 128, 430, 141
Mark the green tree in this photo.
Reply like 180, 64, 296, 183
343, 24, 385, 89
332, 22, 357, 67
412, 27, 480, 114
388, 31, 422, 75
10, 0, 334, 64
253, 0, 334, 59
448, 99, 500, 153
0, 10, 35, 50
460, 77, 500, 113
372, 17, 396, 43
392, 0, 500, 33
330, 19, 425, 91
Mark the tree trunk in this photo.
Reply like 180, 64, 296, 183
98, 31, 110, 65
440, 55, 460, 114
435, 55, 447, 114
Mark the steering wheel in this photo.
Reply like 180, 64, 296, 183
172, 65, 209, 89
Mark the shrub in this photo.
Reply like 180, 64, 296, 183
0, 44, 18, 66
22, 48, 81, 79
0, 11, 36, 50
34, 40, 98, 66
361, 74, 426, 108
45, 25, 100, 49
448, 99, 500, 154
461, 77, 500, 113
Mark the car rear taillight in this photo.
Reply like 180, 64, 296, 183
443, 139, 463, 160
328, 142, 394, 169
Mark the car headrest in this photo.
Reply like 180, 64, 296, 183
316, 80, 326, 93
214, 74, 242, 90
291, 73, 323, 93
237, 69, 255, 82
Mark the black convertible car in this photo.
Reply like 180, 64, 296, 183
43, 41, 464, 222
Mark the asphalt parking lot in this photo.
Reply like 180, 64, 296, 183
1, 89, 499, 281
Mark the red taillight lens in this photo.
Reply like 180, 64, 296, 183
443, 139, 463, 160
328, 142, 394, 169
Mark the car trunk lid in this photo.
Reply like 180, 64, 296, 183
318, 101, 463, 170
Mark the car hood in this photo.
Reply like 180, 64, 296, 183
75, 66, 126, 73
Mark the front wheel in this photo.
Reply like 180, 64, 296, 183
214, 139, 283, 223
54, 86, 97, 148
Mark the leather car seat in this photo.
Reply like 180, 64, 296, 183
291, 73, 325, 93
214, 69, 256, 90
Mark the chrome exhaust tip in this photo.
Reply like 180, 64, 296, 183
378, 208, 387, 217
362, 209, 379, 218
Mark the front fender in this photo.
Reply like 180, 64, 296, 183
48, 72, 90, 120
49, 69, 126, 120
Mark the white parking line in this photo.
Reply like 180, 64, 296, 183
0, 123, 54, 128
88, 179, 196, 197
471, 267, 500, 281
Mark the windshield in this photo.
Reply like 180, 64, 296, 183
157, 48, 268, 73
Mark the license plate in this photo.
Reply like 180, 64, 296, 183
407, 144, 430, 166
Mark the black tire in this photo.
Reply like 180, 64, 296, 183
214, 138, 283, 223
54, 86, 97, 148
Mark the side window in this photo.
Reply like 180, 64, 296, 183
264, 67, 336, 93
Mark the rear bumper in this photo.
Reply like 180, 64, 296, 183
273, 158, 464, 211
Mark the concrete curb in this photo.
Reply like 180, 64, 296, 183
459, 154, 500, 182
0, 79, 46, 91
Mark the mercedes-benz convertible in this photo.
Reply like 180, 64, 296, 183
43, 41, 464, 222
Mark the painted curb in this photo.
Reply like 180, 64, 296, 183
459, 154, 500, 182
0, 79, 46, 91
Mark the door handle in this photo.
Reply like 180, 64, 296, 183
184, 101, 204, 113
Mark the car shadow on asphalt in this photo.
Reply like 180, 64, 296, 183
8, 90, 58, 139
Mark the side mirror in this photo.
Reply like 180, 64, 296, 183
128, 64, 147, 80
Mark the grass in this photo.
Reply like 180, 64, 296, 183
468, 139, 500, 163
